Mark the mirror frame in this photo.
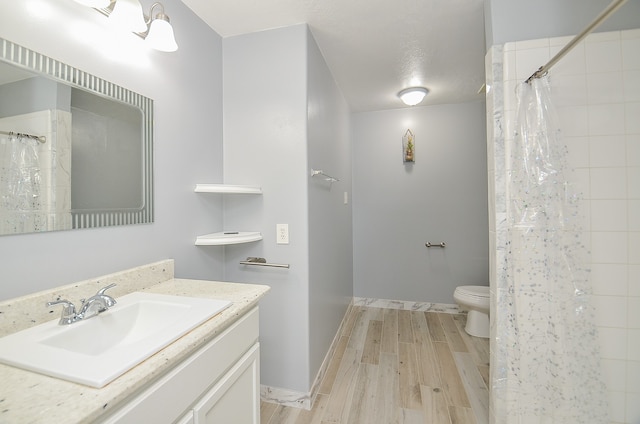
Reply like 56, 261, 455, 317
0, 37, 153, 230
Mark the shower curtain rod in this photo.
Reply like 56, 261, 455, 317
0, 130, 46, 143
525, 0, 628, 83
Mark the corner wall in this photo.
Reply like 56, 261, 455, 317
352, 102, 488, 303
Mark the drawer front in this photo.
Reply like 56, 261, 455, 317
101, 307, 259, 424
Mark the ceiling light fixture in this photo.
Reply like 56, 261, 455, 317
144, 3, 178, 52
84, 0, 178, 52
398, 87, 429, 106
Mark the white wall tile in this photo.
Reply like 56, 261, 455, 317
515, 47, 550, 81
564, 136, 589, 168
586, 39, 622, 74
609, 390, 627, 423
629, 298, 640, 332
591, 199, 628, 231
593, 295, 628, 328
551, 74, 587, 106
550, 42, 585, 76
628, 360, 640, 393
630, 265, 640, 297
588, 103, 626, 135
625, 102, 640, 134
589, 135, 627, 167
629, 167, 640, 199
598, 327, 627, 359
626, 392, 640, 424
630, 232, 640, 265
503, 49, 517, 82
557, 105, 589, 137
587, 32, 621, 44
587, 72, 625, 104
624, 70, 640, 102
630, 200, 640, 232
629, 329, 640, 361
590, 167, 627, 199
602, 358, 627, 392
622, 36, 640, 70
591, 232, 627, 264
591, 263, 628, 296
573, 168, 591, 199
626, 135, 640, 167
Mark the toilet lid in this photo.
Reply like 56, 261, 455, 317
456, 285, 489, 298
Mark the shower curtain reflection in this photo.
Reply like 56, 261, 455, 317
0, 134, 44, 234
494, 76, 608, 423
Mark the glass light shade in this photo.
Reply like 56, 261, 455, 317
145, 16, 178, 52
73, 0, 111, 7
398, 87, 429, 106
109, 0, 147, 33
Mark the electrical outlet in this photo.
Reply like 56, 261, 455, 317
276, 224, 289, 244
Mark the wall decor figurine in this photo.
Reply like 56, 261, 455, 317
403, 129, 415, 163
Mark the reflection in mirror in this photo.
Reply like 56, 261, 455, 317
0, 37, 153, 236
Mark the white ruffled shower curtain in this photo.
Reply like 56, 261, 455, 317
0, 134, 44, 233
493, 76, 608, 423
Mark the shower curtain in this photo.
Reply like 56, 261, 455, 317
494, 76, 608, 423
0, 134, 44, 233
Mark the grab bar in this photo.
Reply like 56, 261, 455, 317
240, 257, 290, 269
425, 242, 446, 248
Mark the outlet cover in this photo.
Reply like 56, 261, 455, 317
276, 224, 289, 244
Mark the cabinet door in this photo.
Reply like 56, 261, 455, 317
193, 343, 260, 424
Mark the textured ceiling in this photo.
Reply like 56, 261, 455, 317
181, 0, 487, 112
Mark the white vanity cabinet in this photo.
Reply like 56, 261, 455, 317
100, 307, 260, 424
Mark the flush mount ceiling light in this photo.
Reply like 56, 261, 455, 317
398, 87, 429, 106
85, 0, 179, 52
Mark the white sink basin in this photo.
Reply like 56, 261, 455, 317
0, 292, 231, 387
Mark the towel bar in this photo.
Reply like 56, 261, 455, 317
240, 257, 290, 268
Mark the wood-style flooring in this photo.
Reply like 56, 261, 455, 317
261, 305, 490, 424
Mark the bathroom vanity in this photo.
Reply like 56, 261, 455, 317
0, 260, 269, 424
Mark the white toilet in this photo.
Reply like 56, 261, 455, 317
453, 285, 490, 338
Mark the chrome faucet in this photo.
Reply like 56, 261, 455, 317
46, 283, 117, 325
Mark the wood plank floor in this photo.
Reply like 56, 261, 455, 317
261, 305, 490, 424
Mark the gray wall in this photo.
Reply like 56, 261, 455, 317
222, 24, 352, 393
306, 30, 353, 384
486, 0, 640, 49
0, 0, 225, 300
352, 101, 488, 303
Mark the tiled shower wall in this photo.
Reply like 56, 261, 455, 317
487, 29, 639, 423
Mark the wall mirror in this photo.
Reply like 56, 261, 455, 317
0, 37, 153, 236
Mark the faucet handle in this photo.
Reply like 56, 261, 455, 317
96, 283, 117, 307
46, 300, 77, 325
46, 299, 75, 311
96, 283, 116, 296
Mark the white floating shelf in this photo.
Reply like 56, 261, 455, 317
194, 184, 262, 194
195, 231, 263, 246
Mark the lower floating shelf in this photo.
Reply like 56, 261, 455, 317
195, 231, 263, 246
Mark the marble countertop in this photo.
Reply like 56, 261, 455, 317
0, 277, 270, 424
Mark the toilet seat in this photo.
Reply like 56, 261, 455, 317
454, 285, 489, 301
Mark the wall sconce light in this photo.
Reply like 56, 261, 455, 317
398, 87, 429, 106
81, 0, 178, 52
